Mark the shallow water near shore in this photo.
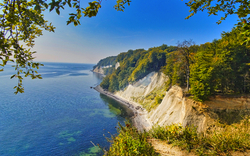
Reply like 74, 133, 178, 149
0, 62, 132, 156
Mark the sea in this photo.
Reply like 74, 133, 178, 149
0, 62, 133, 156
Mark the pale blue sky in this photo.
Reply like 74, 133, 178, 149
33, 0, 239, 64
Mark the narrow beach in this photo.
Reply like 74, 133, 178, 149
93, 85, 152, 131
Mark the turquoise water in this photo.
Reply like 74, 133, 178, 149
0, 62, 133, 156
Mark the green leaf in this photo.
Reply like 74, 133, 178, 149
56, 8, 60, 15
10, 74, 16, 79
50, 4, 55, 11
67, 0, 71, 7
34, 5, 41, 12
66, 20, 71, 25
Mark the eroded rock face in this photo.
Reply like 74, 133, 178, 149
182, 99, 210, 132
203, 96, 250, 125
115, 62, 120, 69
93, 66, 104, 75
148, 85, 250, 132
148, 86, 214, 132
115, 73, 213, 132
149, 86, 185, 126
114, 71, 250, 132
115, 72, 168, 101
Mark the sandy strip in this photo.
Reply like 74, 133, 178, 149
94, 85, 152, 131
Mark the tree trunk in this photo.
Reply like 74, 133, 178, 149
187, 66, 190, 92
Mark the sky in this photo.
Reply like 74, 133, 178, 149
32, 0, 239, 64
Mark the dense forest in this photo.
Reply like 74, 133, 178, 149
93, 56, 117, 75
93, 56, 117, 69
100, 46, 175, 92
99, 27, 250, 101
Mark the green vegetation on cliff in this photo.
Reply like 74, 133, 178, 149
106, 116, 250, 156
93, 56, 117, 69
93, 56, 117, 75
100, 45, 176, 92
105, 122, 158, 156
190, 28, 250, 101
99, 27, 250, 101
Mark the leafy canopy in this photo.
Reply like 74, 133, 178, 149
185, 0, 250, 44
0, 0, 130, 93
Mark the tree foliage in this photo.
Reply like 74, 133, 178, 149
93, 56, 117, 75
0, 0, 130, 93
2, 0, 250, 94
100, 27, 250, 101
190, 48, 216, 101
177, 40, 196, 91
93, 56, 117, 69
190, 28, 250, 101
186, 0, 250, 44
100, 44, 174, 92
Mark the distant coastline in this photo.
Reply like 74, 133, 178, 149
91, 70, 105, 77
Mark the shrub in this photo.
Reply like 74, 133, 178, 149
105, 122, 158, 156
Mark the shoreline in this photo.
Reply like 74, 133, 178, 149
90, 70, 106, 77
91, 70, 106, 77
93, 85, 152, 131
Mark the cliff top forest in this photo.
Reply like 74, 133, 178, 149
99, 27, 250, 101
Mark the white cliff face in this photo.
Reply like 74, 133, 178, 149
108, 69, 249, 132
93, 66, 105, 75
102, 65, 112, 68
115, 72, 212, 132
115, 72, 168, 101
115, 62, 120, 69
149, 86, 185, 126
149, 85, 211, 132
93, 64, 114, 75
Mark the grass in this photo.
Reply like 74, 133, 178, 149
150, 116, 250, 155
150, 124, 199, 152
142, 88, 166, 112
106, 116, 250, 156
129, 84, 167, 112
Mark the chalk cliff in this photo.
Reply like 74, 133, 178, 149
114, 72, 215, 132
93, 66, 105, 75
148, 85, 214, 132
115, 72, 167, 101
115, 62, 120, 69
93, 64, 114, 75
97, 70, 250, 132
